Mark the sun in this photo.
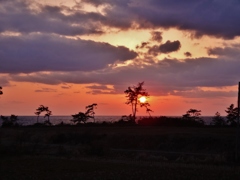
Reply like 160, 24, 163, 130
139, 96, 147, 103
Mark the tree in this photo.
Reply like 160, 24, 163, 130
182, 109, 204, 125
34, 105, 52, 124
211, 112, 226, 126
71, 103, 98, 124
124, 82, 152, 123
0, 86, 2, 95
225, 104, 238, 126
44, 107, 52, 125
35, 105, 45, 123
1, 114, 19, 127
71, 112, 88, 124
85, 103, 97, 123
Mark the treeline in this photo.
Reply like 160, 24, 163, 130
1, 84, 239, 128
0, 104, 239, 128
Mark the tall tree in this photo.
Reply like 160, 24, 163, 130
124, 82, 151, 123
225, 104, 238, 126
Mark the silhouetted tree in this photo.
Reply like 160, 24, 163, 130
225, 104, 238, 126
124, 82, 152, 123
34, 105, 52, 124
85, 103, 97, 123
35, 105, 45, 123
0, 86, 3, 95
1, 114, 19, 127
0, 87, 2, 115
182, 109, 204, 125
71, 112, 88, 124
44, 107, 52, 125
211, 112, 226, 126
71, 103, 98, 124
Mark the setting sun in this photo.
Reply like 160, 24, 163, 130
139, 96, 147, 103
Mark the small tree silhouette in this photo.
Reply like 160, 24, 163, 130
35, 105, 45, 123
0, 86, 3, 95
124, 82, 152, 123
182, 109, 204, 125
225, 104, 238, 126
71, 103, 98, 124
1, 114, 19, 127
43, 107, 52, 125
211, 112, 226, 126
85, 103, 97, 123
34, 105, 52, 125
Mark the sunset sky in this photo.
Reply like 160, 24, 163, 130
1, 0, 240, 116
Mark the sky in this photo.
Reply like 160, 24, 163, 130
1, 0, 240, 116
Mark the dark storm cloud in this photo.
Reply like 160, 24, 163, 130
83, 0, 240, 39
2, 1, 240, 38
0, 34, 137, 73
159, 40, 181, 53
0, 0, 105, 36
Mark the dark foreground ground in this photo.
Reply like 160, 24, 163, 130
1, 126, 240, 179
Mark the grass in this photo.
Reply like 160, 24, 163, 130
1, 126, 240, 179
1, 156, 240, 180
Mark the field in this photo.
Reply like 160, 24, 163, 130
1, 126, 240, 179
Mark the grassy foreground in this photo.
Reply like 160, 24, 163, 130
1, 126, 240, 179
1, 156, 240, 180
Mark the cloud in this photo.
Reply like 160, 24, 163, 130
0, 0, 105, 36
0, 76, 10, 86
136, 42, 149, 49
184, 52, 192, 57
208, 47, 240, 59
86, 84, 115, 94
35, 88, 57, 92
147, 45, 160, 56
10, 52, 240, 98
151, 31, 162, 42
61, 85, 72, 89
83, 0, 240, 39
0, 34, 137, 73
2, 1, 240, 39
159, 40, 181, 53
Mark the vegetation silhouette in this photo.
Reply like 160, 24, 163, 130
182, 109, 204, 125
124, 82, 152, 123
0, 86, 2, 95
71, 103, 97, 124
1, 114, 19, 127
225, 104, 238, 126
34, 105, 52, 125
210, 112, 226, 126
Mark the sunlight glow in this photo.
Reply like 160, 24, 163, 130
139, 96, 147, 103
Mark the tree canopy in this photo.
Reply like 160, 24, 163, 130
124, 82, 152, 123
